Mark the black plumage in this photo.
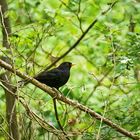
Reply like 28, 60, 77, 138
35, 62, 73, 89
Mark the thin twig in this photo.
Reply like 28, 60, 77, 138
53, 98, 70, 140
45, 1, 118, 70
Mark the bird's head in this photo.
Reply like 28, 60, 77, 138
58, 62, 74, 70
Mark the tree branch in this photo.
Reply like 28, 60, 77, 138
0, 1, 19, 139
0, 58, 139, 140
53, 98, 70, 140
45, 1, 118, 70
0, 84, 66, 140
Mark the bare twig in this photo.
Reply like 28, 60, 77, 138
53, 98, 70, 140
45, 1, 118, 70
0, 83, 65, 140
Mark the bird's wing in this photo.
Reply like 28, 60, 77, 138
35, 68, 61, 81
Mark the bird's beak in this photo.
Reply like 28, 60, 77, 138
71, 63, 76, 67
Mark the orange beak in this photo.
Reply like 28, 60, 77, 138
71, 63, 76, 67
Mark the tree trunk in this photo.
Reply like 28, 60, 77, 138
0, 0, 19, 140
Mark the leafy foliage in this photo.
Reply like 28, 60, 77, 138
1, 0, 140, 139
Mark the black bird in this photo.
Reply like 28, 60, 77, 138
34, 62, 73, 89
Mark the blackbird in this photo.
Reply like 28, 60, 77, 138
34, 62, 73, 89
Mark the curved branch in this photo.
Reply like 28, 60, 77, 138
0, 84, 65, 140
53, 98, 70, 140
0, 59, 139, 140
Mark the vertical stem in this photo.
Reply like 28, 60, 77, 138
0, 1, 19, 140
